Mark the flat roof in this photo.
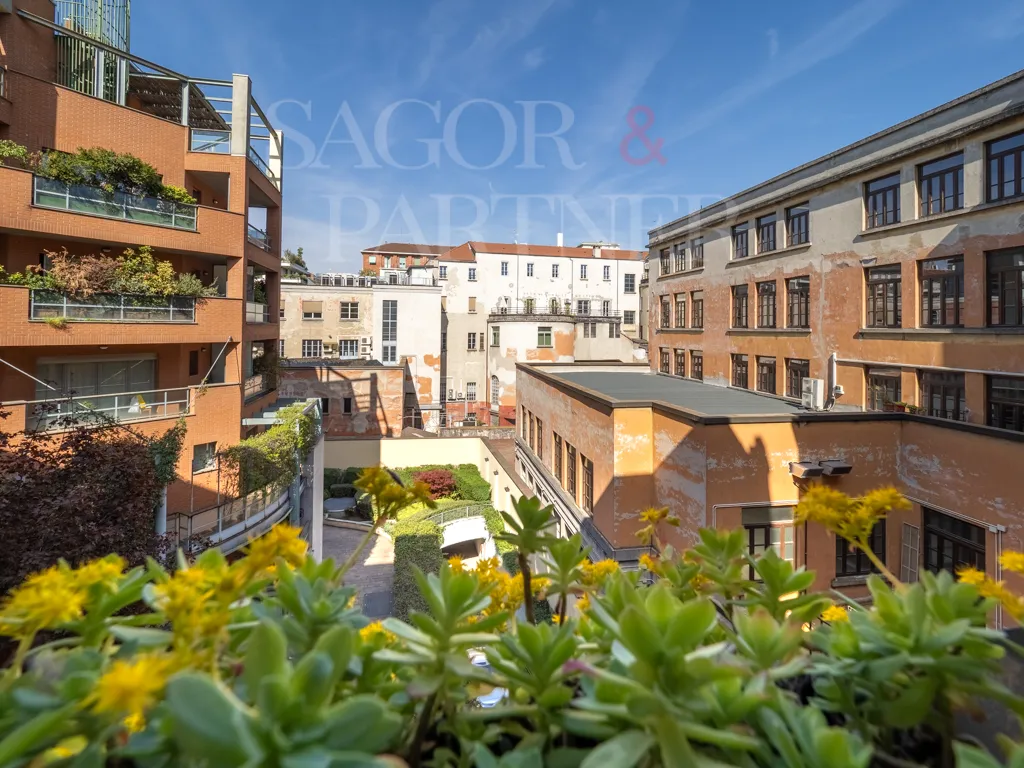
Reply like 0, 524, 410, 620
550, 371, 804, 416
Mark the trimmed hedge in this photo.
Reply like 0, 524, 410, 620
394, 464, 491, 503
391, 519, 444, 621
324, 467, 360, 491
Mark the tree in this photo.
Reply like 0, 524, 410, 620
283, 247, 306, 268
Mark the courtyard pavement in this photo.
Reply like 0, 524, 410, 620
322, 524, 395, 618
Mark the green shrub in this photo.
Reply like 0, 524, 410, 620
325, 467, 363, 488
0, 140, 34, 168
158, 184, 198, 205
501, 549, 520, 575
391, 519, 443, 621
454, 463, 491, 502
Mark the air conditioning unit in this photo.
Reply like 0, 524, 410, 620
456, 392, 464, 400
802, 378, 825, 410
448, 389, 454, 399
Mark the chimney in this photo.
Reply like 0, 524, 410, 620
593, 245, 602, 258
556, 232, 563, 248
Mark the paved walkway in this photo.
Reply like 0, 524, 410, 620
322, 524, 395, 618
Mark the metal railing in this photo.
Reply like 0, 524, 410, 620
247, 223, 272, 252
27, 386, 190, 431
489, 302, 622, 320
244, 373, 269, 400
171, 484, 292, 550
33, 176, 198, 231
30, 289, 196, 323
314, 274, 378, 287
190, 128, 230, 153
425, 504, 490, 526
245, 301, 270, 323
248, 147, 277, 184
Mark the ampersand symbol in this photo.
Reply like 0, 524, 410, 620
620, 106, 666, 166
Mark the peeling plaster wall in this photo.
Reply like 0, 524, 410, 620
279, 365, 406, 438
487, 321, 575, 412
648, 110, 1024, 417
279, 286, 373, 359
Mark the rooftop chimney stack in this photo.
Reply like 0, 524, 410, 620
556, 232, 563, 248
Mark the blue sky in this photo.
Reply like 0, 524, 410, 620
133, 0, 1024, 272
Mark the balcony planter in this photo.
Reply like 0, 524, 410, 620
30, 289, 197, 323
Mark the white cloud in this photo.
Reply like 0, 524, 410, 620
523, 47, 545, 70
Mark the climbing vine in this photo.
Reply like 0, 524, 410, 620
218, 404, 317, 495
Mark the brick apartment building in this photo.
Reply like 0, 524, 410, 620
360, 243, 450, 277
0, 1, 299, 545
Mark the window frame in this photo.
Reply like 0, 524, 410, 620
756, 213, 777, 254
526, 262, 534, 277
603, 264, 611, 281
468, 267, 477, 281
732, 222, 750, 259
987, 248, 1024, 327
690, 351, 703, 380
660, 296, 671, 329
786, 277, 810, 328
301, 339, 323, 358
624, 273, 636, 293
674, 348, 685, 376
691, 291, 704, 328
623, 310, 636, 325
674, 293, 686, 328
500, 261, 509, 276
439, 265, 448, 280
339, 339, 358, 358
867, 369, 901, 411
920, 370, 966, 422
690, 237, 704, 269
836, 521, 886, 577
865, 172, 902, 229
659, 248, 671, 275
580, 263, 588, 280
660, 348, 670, 374
865, 265, 902, 328
732, 284, 749, 328
552, 263, 559, 278
467, 332, 477, 351
785, 203, 810, 246
339, 301, 360, 320
919, 256, 964, 327
919, 152, 964, 216
756, 280, 777, 328
553, 433, 563, 484
566, 443, 577, 499
192, 441, 218, 473
743, 507, 796, 581
581, 455, 593, 513
537, 326, 552, 348
924, 508, 985, 576
756, 356, 776, 394
988, 375, 1024, 433
490, 326, 500, 347
986, 130, 1024, 203
731, 353, 749, 389
673, 245, 685, 273
786, 358, 809, 399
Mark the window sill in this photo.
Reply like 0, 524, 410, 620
831, 574, 872, 588
657, 327, 703, 334
726, 243, 812, 267
726, 328, 811, 336
856, 327, 1024, 340
857, 194, 1024, 238
656, 267, 705, 280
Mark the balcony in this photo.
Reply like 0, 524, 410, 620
170, 484, 294, 554
31, 290, 196, 323
33, 176, 198, 231
245, 301, 270, 323
247, 223, 272, 252
25, 387, 191, 431
244, 373, 271, 400
248, 147, 279, 188
488, 303, 623, 323
190, 128, 230, 154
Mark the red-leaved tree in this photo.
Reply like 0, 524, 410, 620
413, 469, 457, 500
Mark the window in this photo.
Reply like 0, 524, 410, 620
339, 302, 359, 320
786, 359, 809, 399
660, 348, 670, 373
786, 277, 810, 328
523, 262, 533, 278
467, 381, 477, 401
192, 442, 217, 473
732, 285, 749, 328
691, 291, 704, 328
691, 237, 704, 268
919, 153, 964, 216
602, 300, 611, 316
608, 322, 620, 338
757, 281, 776, 328
925, 508, 985, 575
731, 354, 749, 388
581, 455, 593, 513
490, 326, 500, 347
623, 310, 636, 325
280, 303, 285, 319
836, 521, 886, 577
552, 264, 559, 278
301, 339, 322, 357
381, 299, 397, 363
320, 397, 330, 414
339, 339, 358, 358
577, 299, 591, 316
901, 523, 920, 584
624, 273, 636, 293
468, 267, 477, 281
659, 297, 670, 329
865, 172, 901, 228
786, 203, 809, 246
989, 375, 1024, 432
742, 507, 795, 581
865, 265, 902, 328
566, 444, 577, 498
343, 396, 352, 414
468, 296, 477, 313
580, 263, 588, 280
189, 350, 199, 377
756, 357, 776, 394
439, 265, 448, 280
867, 369, 901, 411
756, 213, 777, 253
674, 348, 685, 376
674, 245, 685, 273
302, 300, 323, 320
368, 255, 377, 264
528, 413, 535, 449
501, 261, 509, 276
549, 298, 560, 313
921, 370, 966, 421
521, 406, 527, 439
732, 222, 750, 258
920, 256, 963, 327
399, 257, 406, 269
603, 264, 611, 281
554, 433, 563, 484
279, 339, 285, 358
674, 293, 686, 328
660, 248, 671, 275
467, 333, 477, 350
987, 129, 1024, 202
987, 248, 1024, 326
536, 418, 544, 460
583, 322, 597, 338
538, 326, 552, 347
690, 351, 703, 380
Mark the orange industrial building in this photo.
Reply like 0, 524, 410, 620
0, 1, 286, 532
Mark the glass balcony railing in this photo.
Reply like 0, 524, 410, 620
33, 176, 198, 231
190, 128, 231, 154
247, 223, 272, 252
28, 387, 191, 431
247, 147, 277, 185
30, 290, 196, 323
244, 373, 270, 400
245, 301, 270, 323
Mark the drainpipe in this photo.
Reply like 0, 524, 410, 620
824, 352, 838, 411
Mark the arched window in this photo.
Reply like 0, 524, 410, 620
491, 375, 499, 406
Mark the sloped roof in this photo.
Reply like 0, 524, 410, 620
438, 242, 646, 263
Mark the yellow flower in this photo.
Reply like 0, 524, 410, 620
821, 605, 849, 623
580, 559, 619, 588
0, 566, 85, 638
92, 654, 170, 719
359, 621, 396, 645
796, 485, 909, 547
957, 566, 986, 586
447, 555, 465, 573
123, 712, 146, 733
575, 593, 591, 612
639, 507, 669, 523
243, 524, 307, 573
1000, 551, 1024, 575
639, 553, 659, 572
41, 736, 87, 762
73, 555, 126, 591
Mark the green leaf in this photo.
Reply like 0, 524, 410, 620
548, 748, 591, 768
323, 696, 403, 753
952, 743, 1003, 768
580, 730, 654, 768
164, 673, 256, 766
244, 620, 289, 696
664, 598, 717, 651
449, 632, 500, 647
380, 617, 433, 646
407, 673, 444, 698
0, 704, 74, 765
108, 625, 173, 649
290, 651, 334, 710
880, 676, 938, 729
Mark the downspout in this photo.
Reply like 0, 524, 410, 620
824, 352, 838, 411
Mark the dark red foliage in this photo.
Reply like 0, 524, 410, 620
413, 469, 457, 500
0, 411, 168, 594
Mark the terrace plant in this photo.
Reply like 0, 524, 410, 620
36, 147, 197, 204
1, 474, 1023, 767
